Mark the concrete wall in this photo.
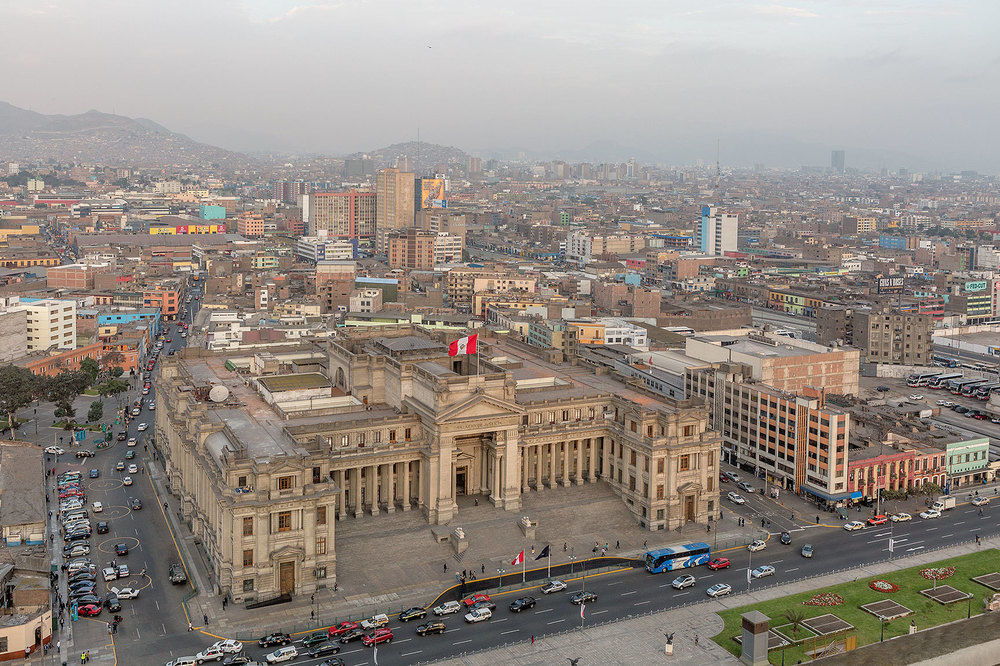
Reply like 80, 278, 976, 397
0, 310, 28, 363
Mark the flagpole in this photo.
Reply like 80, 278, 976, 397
547, 552, 551, 579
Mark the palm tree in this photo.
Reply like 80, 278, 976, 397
783, 609, 807, 636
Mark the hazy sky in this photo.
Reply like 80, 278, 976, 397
2, 1, 998, 168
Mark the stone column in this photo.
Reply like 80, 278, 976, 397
368, 465, 379, 516
562, 441, 571, 487
336, 470, 347, 519
603, 439, 612, 482
400, 461, 411, 511
547, 442, 558, 489
417, 459, 427, 510
574, 440, 584, 485
588, 439, 597, 482
521, 448, 530, 492
535, 444, 544, 490
383, 463, 395, 514
351, 467, 362, 518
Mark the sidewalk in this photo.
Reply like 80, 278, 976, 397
151, 474, 765, 639
430, 535, 1000, 665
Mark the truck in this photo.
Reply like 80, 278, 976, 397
932, 496, 956, 511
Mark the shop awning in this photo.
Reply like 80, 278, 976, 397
802, 486, 852, 502
850, 491, 863, 500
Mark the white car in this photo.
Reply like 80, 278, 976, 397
137, 423, 148, 431
123, 476, 133, 486
128, 464, 138, 474
751, 565, 775, 578
433, 600, 462, 615
127, 437, 137, 447
102, 567, 118, 581
360, 613, 389, 630
936, 400, 949, 406
264, 646, 298, 664
92, 502, 103, 513
464, 607, 492, 623
540, 579, 567, 594
118, 564, 130, 577
193, 646, 224, 663
210, 640, 243, 654
843, 521, 865, 531
44, 446, 65, 455
148, 403, 156, 411
671, 574, 696, 589
110, 586, 139, 599
972, 496, 990, 506
891, 512, 912, 522
747, 539, 766, 552
727, 491, 746, 505
920, 509, 941, 519
707, 583, 732, 597
909, 394, 923, 400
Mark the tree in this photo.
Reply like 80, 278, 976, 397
0, 365, 41, 438
111, 367, 124, 378
79, 357, 100, 384
41, 371, 91, 428
96, 378, 129, 398
87, 401, 104, 423
783, 609, 807, 636
103, 351, 126, 368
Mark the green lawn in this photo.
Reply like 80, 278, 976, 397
713, 549, 1000, 664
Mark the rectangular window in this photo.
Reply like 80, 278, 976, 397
242, 517, 253, 536
679, 455, 690, 472
242, 549, 254, 567
278, 476, 294, 490
708, 476, 714, 492
389, 429, 396, 442
277, 511, 292, 532
630, 451, 637, 465
312, 466, 321, 484
656, 485, 665, 500
657, 459, 664, 474
630, 421, 637, 432
243, 579, 254, 592
374, 430, 382, 443
683, 425, 695, 437
238, 475, 247, 488
316, 537, 327, 555
316, 506, 327, 525
708, 452, 714, 467
405, 428, 412, 441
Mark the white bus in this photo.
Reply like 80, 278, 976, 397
907, 372, 942, 388
928, 373, 963, 389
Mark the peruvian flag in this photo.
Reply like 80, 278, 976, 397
580, 603, 586, 619
511, 550, 524, 566
448, 334, 478, 357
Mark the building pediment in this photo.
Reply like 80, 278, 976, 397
270, 545, 305, 562
677, 481, 703, 494
436, 393, 526, 424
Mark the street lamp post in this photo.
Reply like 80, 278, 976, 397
497, 568, 505, 592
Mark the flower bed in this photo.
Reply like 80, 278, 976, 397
869, 579, 899, 593
920, 567, 956, 580
802, 592, 845, 607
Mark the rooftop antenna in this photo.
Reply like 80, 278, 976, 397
715, 137, 721, 190
417, 126, 421, 175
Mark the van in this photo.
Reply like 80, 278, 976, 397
164, 658, 197, 666
62, 511, 89, 523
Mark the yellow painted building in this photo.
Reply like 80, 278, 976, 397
0, 223, 41, 242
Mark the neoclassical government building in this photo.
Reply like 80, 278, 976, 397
155, 326, 721, 602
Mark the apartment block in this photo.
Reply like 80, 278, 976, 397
695, 205, 738, 256
308, 190, 376, 239
10, 299, 77, 351
387, 229, 436, 270
375, 168, 415, 235
853, 310, 933, 366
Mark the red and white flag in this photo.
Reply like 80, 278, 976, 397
511, 550, 524, 566
448, 334, 478, 357
580, 603, 586, 619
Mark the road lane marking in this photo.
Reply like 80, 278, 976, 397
535, 608, 554, 614
493, 618, 508, 623
635, 600, 652, 605
395, 637, 412, 643
453, 639, 472, 645
926, 527, 939, 531
621, 590, 637, 596
592, 609, 608, 615
659, 583, 672, 588
786, 568, 799, 573
675, 591, 690, 596
500, 629, 519, 635
955, 521, 966, 525
401, 651, 423, 657
906, 546, 925, 552
547, 619, 566, 625
605, 580, 623, 586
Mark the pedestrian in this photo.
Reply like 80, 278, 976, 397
615, 540, 619, 549
474, 498, 479, 506
563, 542, 567, 552
816, 515, 820, 524
311, 610, 315, 620
695, 634, 699, 646
222, 597, 227, 610
462, 569, 467, 579
187, 622, 193, 632
531, 635, 535, 645
976, 534, 981, 545
604, 542, 608, 551
643, 540, 647, 549
443, 563, 447, 573
334, 582, 338, 591
481, 564, 485, 574
203, 614, 208, 625
81, 652, 85, 664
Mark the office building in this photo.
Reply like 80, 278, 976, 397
7, 299, 77, 351
831, 150, 845, 172
308, 190, 376, 240
695, 205, 738, 256
274, 180, 312, 204
375, 168, 415, 235
387, 229, 437, 270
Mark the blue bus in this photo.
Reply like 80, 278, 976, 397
644, 542, 711, 573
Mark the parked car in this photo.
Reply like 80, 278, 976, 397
169, 564, 187, 584
398, 607, 427, 622
123, 476, 133, 486
337, 628, 365, 644
115, 543, 129, 556
110, 586, 139, 599
707, 583, 732, 598
102, 567, 118, 582
78, 604, 102, 617
707, 557, 731, 570
433, 601, 462, 615
327, 621, 359, 637
752, 565, 776, 579
737, 482, 755, 493
89, 469, 100, 478
671, 574, 696, 590
540, 580, 567, 594
508, 596, 536, 612
104, 594, 122, 613
891, 512, 911, 522
415, 620, 447, 636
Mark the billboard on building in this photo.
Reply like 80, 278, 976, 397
965, 281, 988, 292
419, 179, 446, 209
877, 276, 904, 293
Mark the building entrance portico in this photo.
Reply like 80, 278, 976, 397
455, 467, 468, 495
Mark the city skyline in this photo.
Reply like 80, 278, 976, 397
2, 1, 998, 170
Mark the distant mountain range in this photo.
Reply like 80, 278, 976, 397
347, 141, 468, 174
0, 101, 251, 167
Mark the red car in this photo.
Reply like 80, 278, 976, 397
461, 593, 491, 607
868, 515, 889, 526
328, 621, 359, 638
362, 628, 393, 646
78, 604, 102, 617
707, 557, 731, 570
719, 472, 728, 482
